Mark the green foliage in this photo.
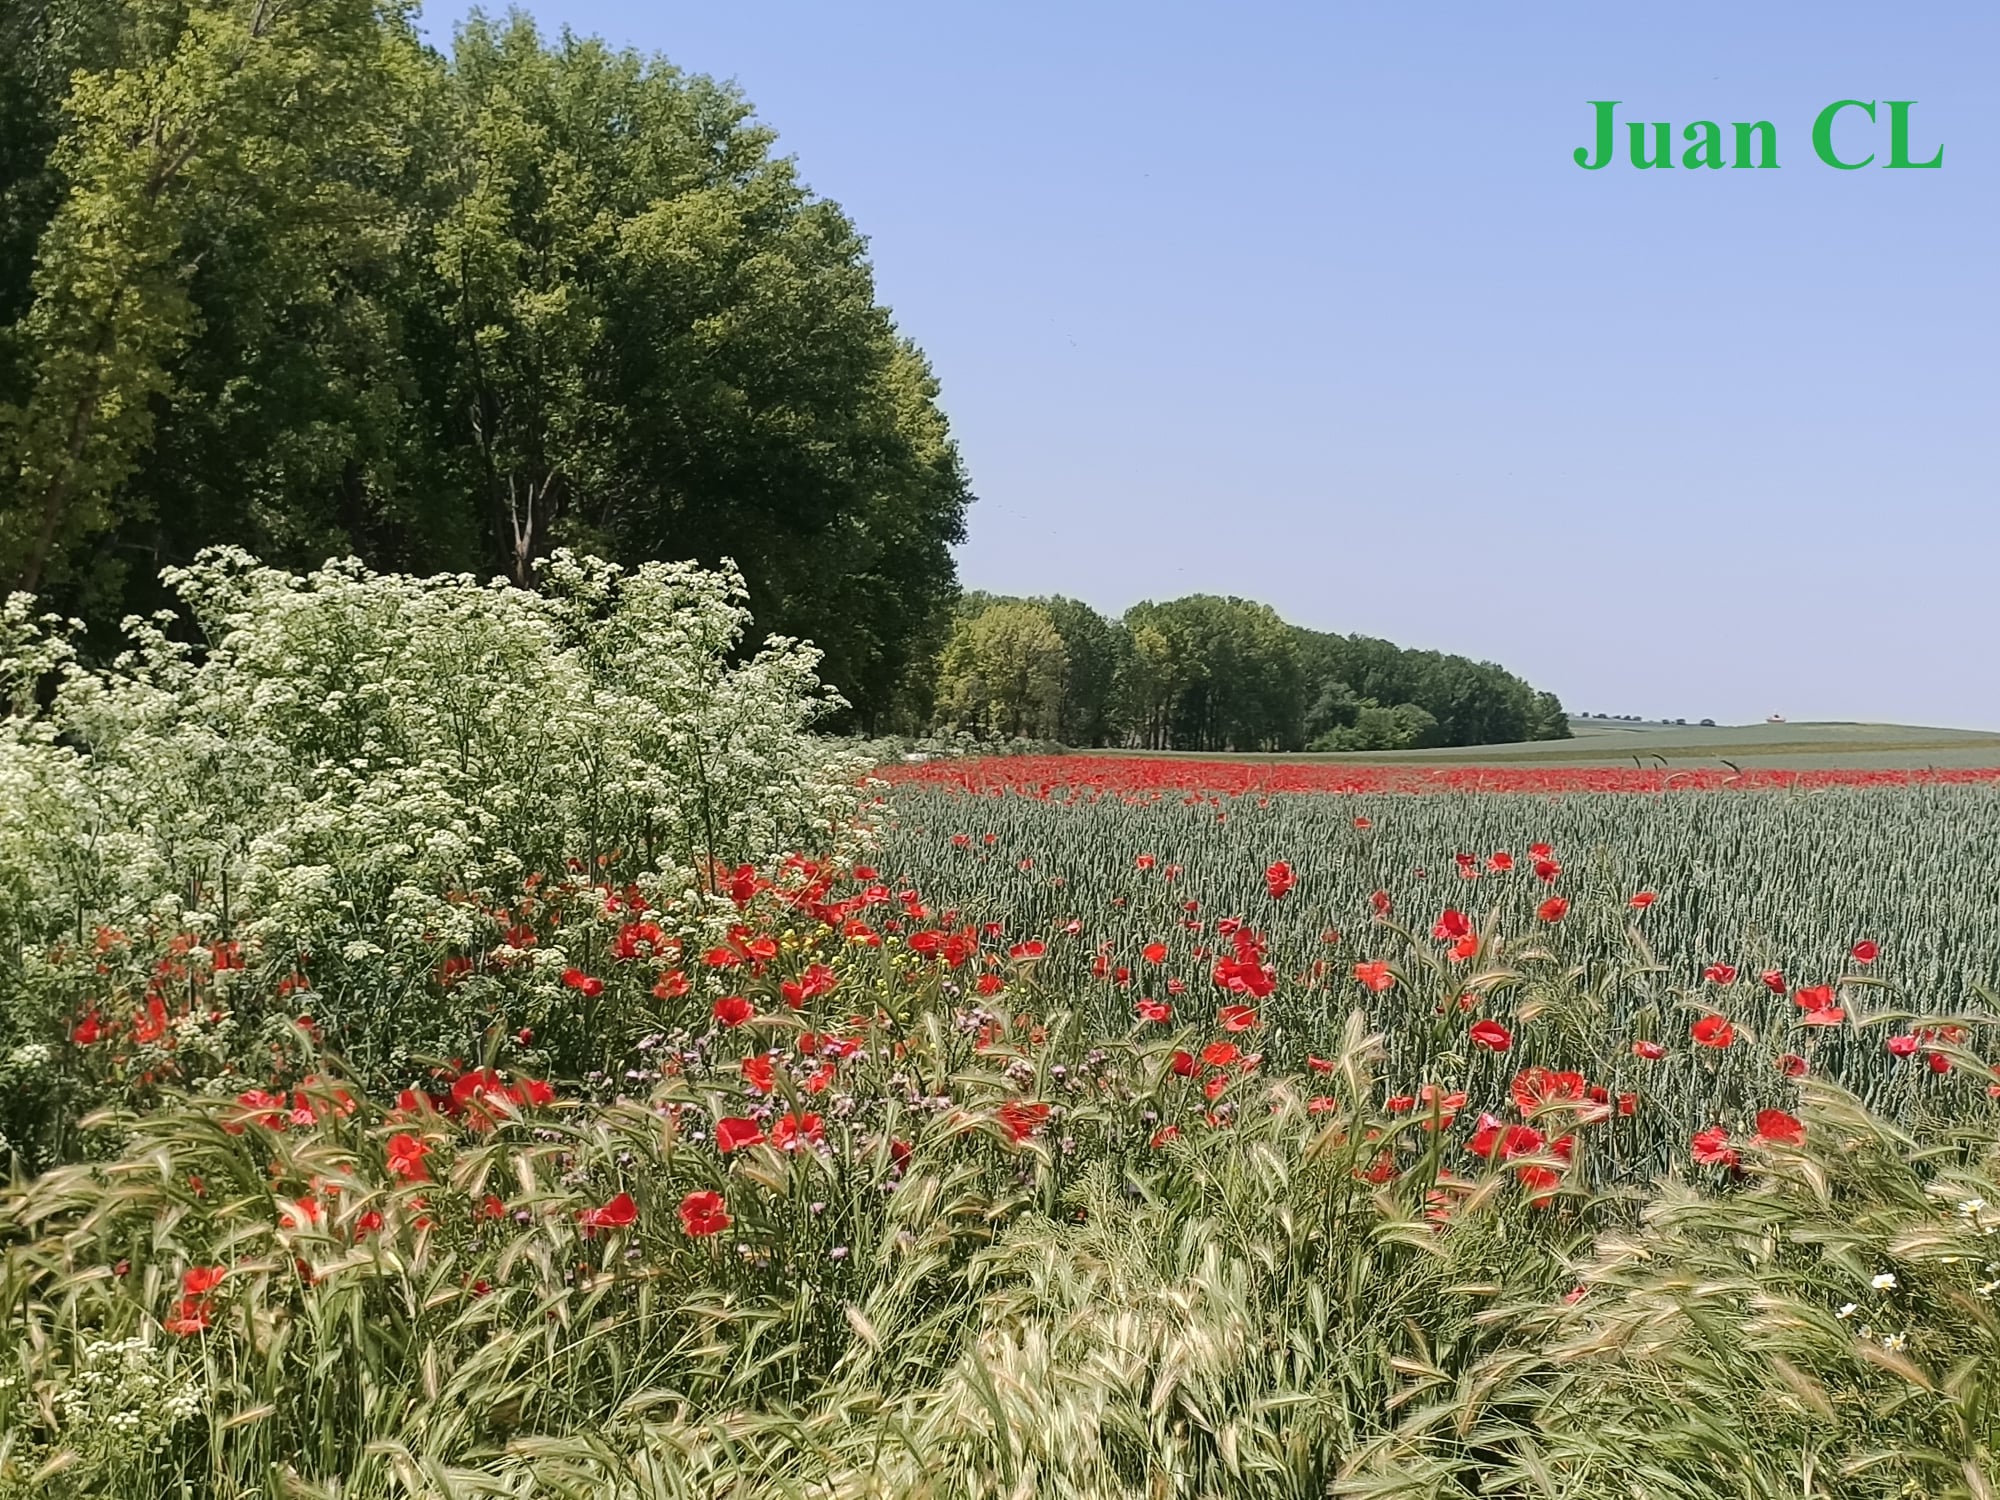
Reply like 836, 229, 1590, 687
0, 5, 969, 726
935, 600, 1069, 740
934, 592, 1567, 753
0, 548, 863, 1162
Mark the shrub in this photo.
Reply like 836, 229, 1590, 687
0, 550, 867, 1167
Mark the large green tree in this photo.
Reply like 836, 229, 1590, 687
0, 5, 970, 726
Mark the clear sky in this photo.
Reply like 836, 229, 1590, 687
422, 1, 1998, 729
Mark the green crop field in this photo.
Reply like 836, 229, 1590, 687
1078, 718, 2000, 771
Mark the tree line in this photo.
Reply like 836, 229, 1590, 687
0, 0, 969, 726
931, 593, 1570, 752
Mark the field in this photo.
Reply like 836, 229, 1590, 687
7, 596, 2000, 1500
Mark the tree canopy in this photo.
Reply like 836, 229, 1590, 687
932, 592, 1569, 752
0, 0, 970, 727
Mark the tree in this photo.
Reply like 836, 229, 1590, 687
936, 600, 1068, 740
0, 8, 971, 726
1038, 595, 1124, 746
0, 0, 418, 604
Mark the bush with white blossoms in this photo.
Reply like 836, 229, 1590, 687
0, 550, 871, 1165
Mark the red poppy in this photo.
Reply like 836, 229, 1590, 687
997, 1100, 1051, 1142
164, 1295, 213, 1336
1486, 851, 1513, 872
1264, 861, 1295, 900
1792, 985, 1835, 1012
1690, 1015, 1735, 1049
1142, 942, 1168, 964
1631, 1039, 1667, 1061
1432, 909, 1473, 941
1760, 969, 1786, 994
1150, 1125, 1180, 1147
1536, 897, 1569, 923
1701, 963, 1737, 985
1469, 1019, 1512, 1052
1886, 1034, 1919, 1057
1629, 891, 1657, 909
1690, 1127, 1738, 1167
1306, 1055, 1336, 1073
1449, 934, 1480, 962
1510, 1066, 1586, 1114
385, 1132, 429, 1183
182, 1265, 228, 1296
70, 1011, 105, 1046
1370, 889, 1392, 917
712, 995, 754, 1027
1353, 960, 1395, 993
1135, 853, 1156, 870
1778, 1053, 1808, 1078
1533, 859, 1561, 884
1851, 939, 1879, 964
560, 968, 605, 998
771, 1112, 826, 1150
1217, 1004, 1259, 1032
1201, 1041, 1241, 1069
677, 1190, 729, 1237
1170, 1050, 1198, 1077
715, 1117, 764, 1152
1750, 1108, 1805, 1146
578, 1192, 639, 1235
1135, 998, 1172, 1023
1008, 940, 1046, 961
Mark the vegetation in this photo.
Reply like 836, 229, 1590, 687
0, 0, 970, 727
3, 598, 1998, 1492
936, 591, 1570, 752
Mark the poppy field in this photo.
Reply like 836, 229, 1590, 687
7, 654, 2000, 1497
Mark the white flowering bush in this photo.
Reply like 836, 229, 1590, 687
0, 550, 870, 1165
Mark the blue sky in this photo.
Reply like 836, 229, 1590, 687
423, 2, 1998, 729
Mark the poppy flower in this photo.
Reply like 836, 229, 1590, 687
1469, 1019, 1512, 1052
677, 1191, 729, 1237
1536, 897, 1569, 923
385, 1132, 430, 1183
1150, 1125, 1180, 1147
1432, 909, 1472, 941
1798, 1006, 1845, 1027
1750, 1108, 1805, 1147
1008, 940, 1045, 961
1691, 1015, 1735, 1049
1449, 933, 1480, 962
1354, 817, 1373, 830
712, 995, 754, 1028
1486, 851, 1514, 872
560, 968, 604, 998
1201, 1040, 1241, 1069
577, 1192, 639, 1235
771, 1112, 826, 1150
1886, 1034, 1919, 1057
1370, 889, 1392, 917
1702, 963, 1737, 985
1690, 1127, 1739, 1167
1306, 1055, 1336, 1073
1631, 1039, 1667, 1061
1778, 1053, 1808, 1078
1629, 891, 1657, 909
1170, 1050, 1198, 1077
1142, 942, 1168, 964
70, 1011, 105, 1046
1135, 998, 1172, 1023
1264, 861, 1295, 900
1217, 1004, 1259, 1032
1510, 1066, 1586, 1114
997, 1100, 1051, 1142
1851, 939, 1879, 964
1353, 960, 1395, 992
164, 1295, 213, 1336
1760, 969, 1786, 995
715, 1117, 764, 1152
182, 1265, 228, 1296
1533, 859, 1561, 884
